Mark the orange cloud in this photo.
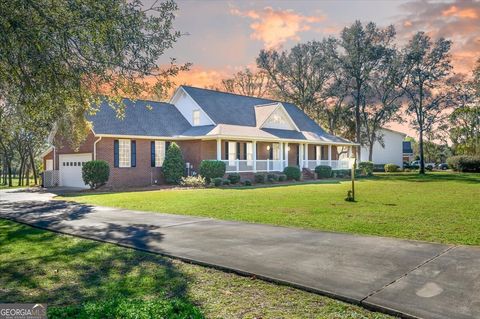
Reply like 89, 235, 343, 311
442, 5, 478, 19
231, 6, 325, 48
398, 0, 480, 74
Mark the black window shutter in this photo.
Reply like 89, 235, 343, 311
243, 143, 247, 160
114, 140, 119, 167
131, 140, 136, 167
225, 141, 229, 159
269, 144, 273, 160
236, 142, 240, 160
151, 141, 155, 167
314, 146, 317, 159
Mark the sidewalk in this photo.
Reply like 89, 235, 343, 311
1, 189, 479, 319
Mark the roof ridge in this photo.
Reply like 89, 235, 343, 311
180, 85, 285, 103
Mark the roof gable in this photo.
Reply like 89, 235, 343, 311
255, 103, 299, 131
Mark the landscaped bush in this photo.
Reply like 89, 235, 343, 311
333, 169, 350, 178
278, 174, 287, 182
358, 161, 374, 176
82, 160, 110, 189
384, 163, 399, 173
243, 179, 252, 186
267, 173, 278, 182
447, 155, 480, 172
373, 164, 386, 172
180, 176, 206, 188
212, 177, 223, 187
222, 178, 230, 185
315, 165, 332, 178
163, 142, 185, 184
227, 173, 241, 184
283, 166, 301, 181
199, 160, 226, 183
254, 173, 265, 183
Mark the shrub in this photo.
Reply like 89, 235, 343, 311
180, 176, 206, 188
199, 160, 226, 183
227, 173, 241, 184
278, 174, 287, 182
373, 164, 386, 172
243, 179, 252, 186
267, 173, 278, 182
212, 177, 223, 187
447, 155, 480, 172
315, 165, 332, 178
82, 160, 110, 189
358, 161, 374, 176
333, 169, 350, 178
222, 178, 230, 185
163, 142, 185, 184
283, 166, 301, 181
384, 163, 399, 172
254, 173, 265, 183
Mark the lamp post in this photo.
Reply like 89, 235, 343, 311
346, 157, 356, 202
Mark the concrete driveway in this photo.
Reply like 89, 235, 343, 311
1, 189, 479, 319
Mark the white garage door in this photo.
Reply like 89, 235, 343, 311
59, 153, 92, 188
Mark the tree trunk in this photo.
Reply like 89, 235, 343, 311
368, 143, 374, 161
355, 86, 362, 162
29, 149, 38, 185
419, 128, 425, 174
7, 161, 12, 187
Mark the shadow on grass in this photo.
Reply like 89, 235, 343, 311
0, 205, 204, 317
373, 172, 480, 184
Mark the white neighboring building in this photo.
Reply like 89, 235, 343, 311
360, 128, 406, 167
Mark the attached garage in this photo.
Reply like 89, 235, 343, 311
59, 153, 92, 188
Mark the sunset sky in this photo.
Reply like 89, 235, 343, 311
157, 0, 480, 136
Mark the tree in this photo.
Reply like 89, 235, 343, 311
0, 0, 188, 148
221, 68, 272, 98
162, 142, 185, 184
336, 21, 396, 161
361, 49, 405, 161
447, 73, 480, 155
402, 32, 453, 174
256, 39, 337, 118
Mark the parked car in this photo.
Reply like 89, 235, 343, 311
437, 163, 449, 170
410, 160, 435, 170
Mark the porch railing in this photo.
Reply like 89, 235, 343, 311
302, 159, 352, 170
221, 160, 286, 173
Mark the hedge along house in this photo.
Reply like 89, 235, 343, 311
42, 86, 357, 188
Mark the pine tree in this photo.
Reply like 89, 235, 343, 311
163, 142, 185, 184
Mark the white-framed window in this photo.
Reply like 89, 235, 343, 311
228, 141, 237, 166
316, 145, 321, 161
246, 142, 253, 166
119, 139, 131, 168
192, 109, 200, 126
155, 141, 166, 167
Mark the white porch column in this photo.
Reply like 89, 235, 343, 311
216, 138, 222, 160
284, 142, 289, 167
299, 144, 304, 168
253, 140, 257, 173
328, 144, 332, 166
306, 143, 309, 167
280, 142, 284, 169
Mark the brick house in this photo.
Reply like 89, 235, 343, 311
41, 86, 357, 188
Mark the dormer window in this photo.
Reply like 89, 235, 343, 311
192, 109, 200, 126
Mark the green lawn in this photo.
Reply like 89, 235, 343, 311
0, 219, 390, 318
63, 172, 480, 245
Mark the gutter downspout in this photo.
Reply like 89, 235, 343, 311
93, 136, 102, 160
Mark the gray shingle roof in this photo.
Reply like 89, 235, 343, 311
87, 98, 191, 137
181, 86, 352, 144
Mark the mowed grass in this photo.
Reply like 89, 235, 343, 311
0, 219, 391, 319
63, 172, 480, 245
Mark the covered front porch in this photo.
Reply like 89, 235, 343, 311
211, 139, 354, 173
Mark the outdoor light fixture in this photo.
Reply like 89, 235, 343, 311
266, 145, 271, 150
287, 146, 290, 151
